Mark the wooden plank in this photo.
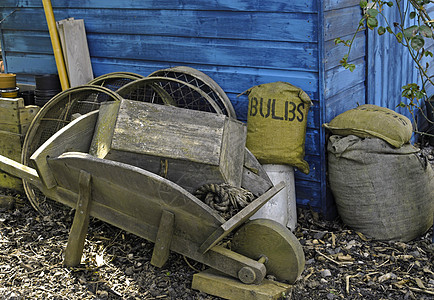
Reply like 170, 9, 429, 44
64, 170, 92, 267
86, 34, 318, 72
19, 105, 39, 135
324, 31, 365, 71
199, 182, 285, 253
30, 110, 98, 189
324, 0, 360, 11
59, 19, 94, 87
324, 58, 365, 99
0, 98, 23, 126
47, 152, 225, 245
2, 1, 319, 15
241, 149, 272, 197
104, 100, 246, 190
0, 154, 40, 184
89, 101, 120, 158
324, 6, 364, 41
192, 269, 292, 300
325, 82, 365, 121
1, 9, 319, 42
0, 130, 22, 162
151, 210, 175, 268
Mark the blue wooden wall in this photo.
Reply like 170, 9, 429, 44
366, 0, 429, 119
5, 0, 422, 217
0, 0, 373, 218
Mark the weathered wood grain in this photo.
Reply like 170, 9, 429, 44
30, 110, 98, 189
151, 210, 175, 268
64, 170, 92, 267
97, 100, 246, 191
199, 182, 285, 253
58, 18, 94, 87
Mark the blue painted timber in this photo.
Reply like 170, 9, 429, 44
0, 0, 423, 218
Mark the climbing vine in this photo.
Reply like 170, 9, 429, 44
335, 0, 434, 136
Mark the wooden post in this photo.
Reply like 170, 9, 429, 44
151, 210, 175, 268
64, 170, 92, 267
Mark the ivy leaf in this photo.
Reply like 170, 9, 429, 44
367, 17, 378, 29
378, 26, 386, 35
410, 11, 417, 19
410, 35, 425, 51
424, 50, 433, 57
403, 25, 419, 39
419, 25, 433, 38
387, 1, 393, 6
360, 0, 368, 8
367, 8, 379, 17
386, 26, 393, 33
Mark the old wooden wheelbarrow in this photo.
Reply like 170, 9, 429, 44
0, 103, 305, 285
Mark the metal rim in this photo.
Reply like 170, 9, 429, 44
148, 66, 237, 118
116, 76, 223, 114
21, 85, 123, 214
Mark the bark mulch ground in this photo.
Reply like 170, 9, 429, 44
0, 143, 432, 299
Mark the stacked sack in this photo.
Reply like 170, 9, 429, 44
323, 104, 434, 242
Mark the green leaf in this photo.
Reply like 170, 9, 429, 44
360, 0, 368, 8
419, 25, 433, 38
396, 32, 403, 43
397, 102, 407, 108
378, 26, 386, 35
410, 35, 425, 51
424, 50, 433, 57
403, 25, 419, 39
410, 11, 416, 19
367, 8, 378, 17
387, 1, 393, 6
367, 17, 378, 29
348, 64, 356, 72
386, 26, 393, 33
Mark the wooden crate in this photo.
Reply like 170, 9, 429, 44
90, 100, 247, 193
0, 97, 39, 191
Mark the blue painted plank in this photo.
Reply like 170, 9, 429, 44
325, 82, 365, 121
324, 58, 365, 98
7, 0, 318, 13
3, 31, 318, 71
0, 8, 318, 42
4, 53, 57, 74
90, 60, 320, 97
324, 0, 360, 11
324, 6, 363, 41
295, 180, 322, 209
324, 31, 365, 71
294, 154, 321, 182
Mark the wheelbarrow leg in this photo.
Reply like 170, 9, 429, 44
64, 170, 92, 267
151, 210, 175, 267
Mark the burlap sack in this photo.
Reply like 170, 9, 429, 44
244, 82, 312, 174
323, 104, 412, 148
328, 135, 434, 241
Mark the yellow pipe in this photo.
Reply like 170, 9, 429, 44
42, 0, 69, 90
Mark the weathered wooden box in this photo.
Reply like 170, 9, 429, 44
90, 100, 247, 193
0, 97, 39, 191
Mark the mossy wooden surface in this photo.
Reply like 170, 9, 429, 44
192, 269, 291, 300
0, 98, 39, 191
93, 99, 246, 193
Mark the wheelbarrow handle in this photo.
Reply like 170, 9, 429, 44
0, 154, 41, 186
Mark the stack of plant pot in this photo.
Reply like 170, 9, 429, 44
34, 74, 61, 106
0, 73, 19, 98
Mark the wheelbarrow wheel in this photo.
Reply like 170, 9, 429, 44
231, 218, 305, 284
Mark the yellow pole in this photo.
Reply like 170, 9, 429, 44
42, 0, 69, 90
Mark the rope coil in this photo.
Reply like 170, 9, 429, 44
194, 183, 254, 219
